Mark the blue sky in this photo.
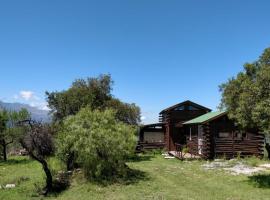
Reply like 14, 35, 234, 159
0, 0, 270, 124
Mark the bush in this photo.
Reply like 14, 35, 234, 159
244, 156, 260, 167
57, 108, 137, 179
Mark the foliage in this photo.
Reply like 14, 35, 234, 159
0, 110, 8, 132
243, 156, 260, 167
182, 146, 189, 154
0, 108, 30, 161
220, 47, 270, 134
46, 74, 141, 125
56, 108, 137, 179
46, 74, 113, 121
105, 98, 141, 125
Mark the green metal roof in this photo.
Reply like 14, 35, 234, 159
183, 111, 227, 125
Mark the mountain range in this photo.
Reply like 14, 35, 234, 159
0, 101, 51, 122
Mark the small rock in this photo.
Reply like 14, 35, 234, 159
259, 164, 270, 168
225, 164, 264, 175
164, 156, 175, 159
5, 184, 16, 189
67, 171, 73, 175
214, 159, 224, 162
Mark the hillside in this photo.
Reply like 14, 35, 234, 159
0, 101, 51, 122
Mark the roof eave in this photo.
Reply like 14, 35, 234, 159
159, 100, 212, 114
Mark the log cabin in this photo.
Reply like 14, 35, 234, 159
139, 100, 264, 159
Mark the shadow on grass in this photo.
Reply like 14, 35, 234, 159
93, 168, 150, 187
127, 154, 154, 162
0, 157, 32, 165
248, 174, 270, 188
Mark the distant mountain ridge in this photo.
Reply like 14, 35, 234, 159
0, 101, 51, 122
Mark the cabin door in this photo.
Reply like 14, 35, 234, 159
198, 125, 204, 155
169, 127, 185, 151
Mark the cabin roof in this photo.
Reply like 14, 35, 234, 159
159, 100, 211, 114
183, 111, 227, 125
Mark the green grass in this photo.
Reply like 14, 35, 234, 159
2, 155, 270, 200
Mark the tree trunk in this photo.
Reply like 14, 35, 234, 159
3, 143, 7, 161
40, 159, 53, 195
1, 139, 7, 161
29, 152, 53, 195
66, 152, 75, 171
265, 143, 270, 159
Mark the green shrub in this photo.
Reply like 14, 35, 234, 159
144, 149, 165, 155
236, 151, 242, 160
56, 108, 137, 179
47, 157, 66, 177
244, 156, 260, 167
182, 146, 189, 154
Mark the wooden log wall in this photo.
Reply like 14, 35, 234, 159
164, 123, 171, 151
201, 123, 213, 159
137, 142, 165, 151
159, 110, 208, 123
187, 136, 198, 155
185, 124, 264, 159
215, 133, 264, 158
185, 124, 213, 159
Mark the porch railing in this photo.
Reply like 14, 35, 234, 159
175, 143, 199, 159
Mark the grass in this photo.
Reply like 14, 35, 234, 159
1, 155, 270, 200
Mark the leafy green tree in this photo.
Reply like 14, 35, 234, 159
57, 108, 137, 179
106, 98, 141, 125
0, 108, 30, 161
46, 74, 113, 122
46, 74, 141, 125
220, 47, 270, 157
0, 110, 8, 161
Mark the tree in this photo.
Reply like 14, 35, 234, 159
220, 47, 270, 157
46, 74, 113, 122
57, 108, 137, 179
0, 109, 30, 161
105, 98, 141, 125
0, 110, 8, 161
46, 74, 141, 125
19, 120, 54, 195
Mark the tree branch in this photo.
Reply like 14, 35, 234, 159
6, 139, 13, 145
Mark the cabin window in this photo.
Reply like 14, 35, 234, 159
188, 105, 199, 111
236, 132, 242, 139
218, 132, 231, 138
144, 132, 164, 143
234, 131, 248, 139
174, 106, 185, 111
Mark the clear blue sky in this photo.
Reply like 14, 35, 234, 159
0, 0, 270, 124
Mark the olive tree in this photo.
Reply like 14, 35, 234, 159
0, 108, 30, 161
19, 120, 54, 195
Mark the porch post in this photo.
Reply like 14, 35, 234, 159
165, 123, 170, 151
